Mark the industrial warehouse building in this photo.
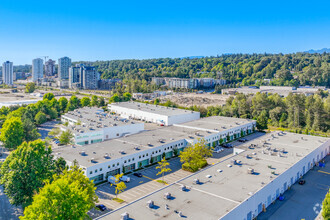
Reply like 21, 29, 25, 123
53, 116, 256, 184
61, 107, 144, 145
97, 132, 330, 220
108, 101, 201, 125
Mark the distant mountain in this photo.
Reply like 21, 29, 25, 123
181, 56, 205, 59
305, 48, 330, 54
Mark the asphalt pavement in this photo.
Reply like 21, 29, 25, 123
0, 185, 22, 220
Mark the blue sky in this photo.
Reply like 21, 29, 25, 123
0, 0, 329, 64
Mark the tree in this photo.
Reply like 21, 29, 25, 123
20, 168, 98, 220
111, 173, 127, 198
43, 93, 55, 101
35, 111, 47, 125
256, 110, 268, 131
322, 189, 330, 220
154, 98, 160, 105
49, 127, 61, 137
48, 107, 58, 119
109, 94, 120, 103
0, 117, 24, 150
54, 157, 67, 175
25, 82, 36, 93
98, 97, 105, 107
0, 140, 54, 208
179, 139, 212, 172
81, 97, 91, 107
22, 118, 40, 142
58, 97, 68, 113
91, 95, 98, 106
156, 157, 171, 183
66, 96, 80, 111
115, 182, 127, 199
59, 130, 74, 145
123, 92, 132, 101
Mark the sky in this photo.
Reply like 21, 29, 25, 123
0, 0, 329, 65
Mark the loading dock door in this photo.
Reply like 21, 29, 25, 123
258, 203, 262, 214
247, 211, 252, 220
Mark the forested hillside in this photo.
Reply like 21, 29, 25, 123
91, 53, 329, 88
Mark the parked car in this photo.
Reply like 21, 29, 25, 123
96, 204, 106, 211
120, 175, 131, 182
222, 143, 233, 148
213, 147, 224, 153
298, 179, 306, 185
133, 172, 143, 177
238, 138, 248, 143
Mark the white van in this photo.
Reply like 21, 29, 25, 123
120, 175, 131, 182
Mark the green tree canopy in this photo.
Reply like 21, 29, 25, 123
43, 93, 55, 101
35, 111, 47, 125
59, 130, 74, 145
0, 140, 54, 208
109, 93, 120, 103
91, 95, 98, 106
0, 116, 24, 150
322, 189, 330, 220
81, 97, 91, 107
22, 118, 40, 142
20, 168, 98, 220
256, 110, 268, 131
179, 139, 212, 172
58, 97, 68, 113
25, 82, 36, 93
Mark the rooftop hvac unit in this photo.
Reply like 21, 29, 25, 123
193, 179, 200, 184
146, 200, 154, 208
181, 185, 187, 191
121, 212, 129, 220
164, 192, 171, 200
247, 168, 254, 174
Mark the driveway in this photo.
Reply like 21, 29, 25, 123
0, 185, 23, 220
38, 120, 59, 140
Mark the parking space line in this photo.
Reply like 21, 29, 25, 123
318, 170, 330, 175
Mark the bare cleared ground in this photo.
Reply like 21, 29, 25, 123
159, 93, 230, 108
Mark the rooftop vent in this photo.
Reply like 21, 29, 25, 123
164, 192, 172, 200
193, 179, 200, 184
247, 168, 254, 174
146, 200, 154, 208
91, 158, 97, 163
121, 212, 129, 220
181, 185, 187, 191
80, 151, 86, 156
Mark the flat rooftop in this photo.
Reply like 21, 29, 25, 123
175, 116, 254, 132
53, 126, 213, 167
62, 107, 142, 133
100, 132, 329, 220
109, 101, 199, 116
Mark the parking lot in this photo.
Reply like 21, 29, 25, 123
90, 144, 238, 218
258, 155, 330, 220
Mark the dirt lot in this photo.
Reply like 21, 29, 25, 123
159, 93, 230, 108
